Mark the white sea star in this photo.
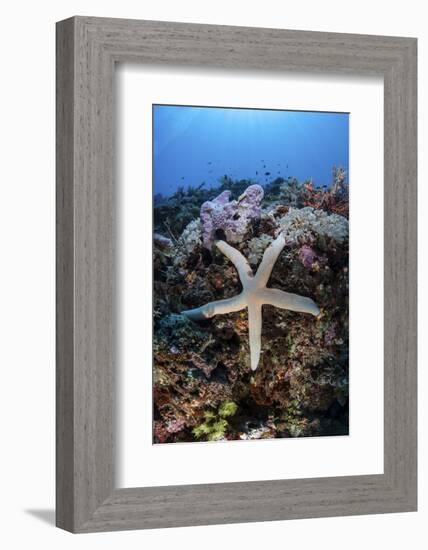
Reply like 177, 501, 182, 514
182, 233, 320, 371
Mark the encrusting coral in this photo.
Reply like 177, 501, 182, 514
153, 169, 349, 443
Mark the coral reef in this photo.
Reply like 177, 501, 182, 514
182, 234, 320, 371
153, 169, 349, 443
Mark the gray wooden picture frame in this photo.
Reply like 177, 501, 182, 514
56, 16, 417, 533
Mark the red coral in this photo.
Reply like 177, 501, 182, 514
301, 168, 349, 218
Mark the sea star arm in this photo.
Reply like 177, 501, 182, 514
254, 233, 286, 286
260, 288, 320, 316
215, 240, 254, 283
248, 302, 262, 371
182, 293, 247, 321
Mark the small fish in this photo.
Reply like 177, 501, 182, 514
265, 172, 270, 176
181, 176, 184, 180
208, 161, 212, 165
256, 171, 258, 175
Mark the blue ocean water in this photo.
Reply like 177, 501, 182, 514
153, 104, 349, 197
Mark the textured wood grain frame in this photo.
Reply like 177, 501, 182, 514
56, 16, 417, 533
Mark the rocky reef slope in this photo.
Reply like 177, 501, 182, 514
153, 169, 349, 443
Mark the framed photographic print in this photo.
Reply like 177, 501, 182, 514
56, 17, 417, 532
151, 104, 349, 444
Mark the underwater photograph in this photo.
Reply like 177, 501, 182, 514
152, 104, 349, 444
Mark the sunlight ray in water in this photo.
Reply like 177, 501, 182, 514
153, 104, 348, 196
